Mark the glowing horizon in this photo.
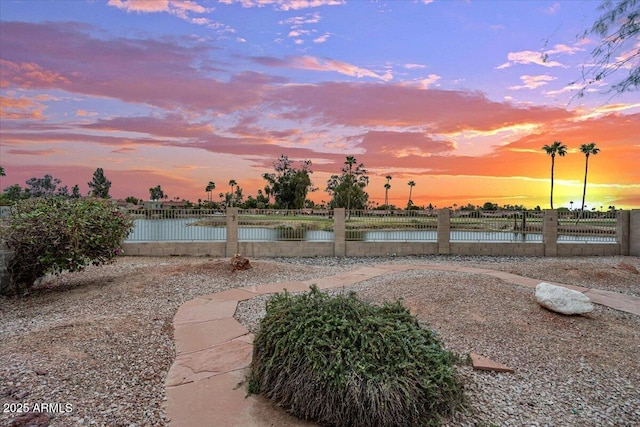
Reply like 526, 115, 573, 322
1, 0, 638, 210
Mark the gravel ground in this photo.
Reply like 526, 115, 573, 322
1, 255, 639, 426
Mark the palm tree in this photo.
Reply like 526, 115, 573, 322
542, 141, 568, 209
228, 179, 237, 206
205, 181, 215, 202
264, 185, 271, 204
384, 175, 392, 207
578, 142, 600, 222
345, 156, 356, 212
407, 180, 416, 209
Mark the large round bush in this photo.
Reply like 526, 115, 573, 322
1, 197, 133, 295
248, 286, 464, 427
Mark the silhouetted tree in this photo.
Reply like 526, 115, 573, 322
88, 168, 111, 198
407, 181, 416, 209
149, 185, 165, 201
228, 179, 237, 206
326, 156, 369, 210
574, 0, 639, 97
542, 141, 568, 209
384, 175, 392, 207
262, 155, 315, 209
25, 174, 61, 198
205, 181, 215, 202
71, 184, 81, 199
578, 142, 601, 222
3, 184, 30, 202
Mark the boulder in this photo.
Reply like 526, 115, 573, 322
535, 282, 593, 315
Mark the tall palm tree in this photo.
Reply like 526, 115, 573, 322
407, 180, 416, 209
542, 141, 568, 209
578, 142, 600, 222
228, 179, 237, 206
384, 175, 392, 207
205, 181, 215, 202
345, 156, 356, 212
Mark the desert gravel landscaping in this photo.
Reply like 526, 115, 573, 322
1, 255, 639, 426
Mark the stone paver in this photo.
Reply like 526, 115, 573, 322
164, 262, 640, 427
470, 352, 514, 373
174, 300, 238, 325
173, 317, 249, 354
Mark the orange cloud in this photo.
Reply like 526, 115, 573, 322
0, 95, 45, 120
509, 75, 556, 90
107, 0, 211, 23
0, 60, 70, 89
8, 148, 62, 156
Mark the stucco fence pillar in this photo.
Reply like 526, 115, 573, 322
437, 208, 451, 255
333, 208, 346, 257
543, 209, 558, 257
225, 207, 239, 257
630, 209, 640, 256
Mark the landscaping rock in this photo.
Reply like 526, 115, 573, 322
535, 282, 593, 315
231, 254, 251, 271
9, 412, 51, 427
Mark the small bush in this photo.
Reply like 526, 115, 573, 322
248, 286, 464, 427
1, 197, 133, 295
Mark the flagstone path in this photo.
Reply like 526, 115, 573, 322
163, 263, 640, 427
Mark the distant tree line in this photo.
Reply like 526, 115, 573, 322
0, 168, 111, 205
0, 142, 609, 213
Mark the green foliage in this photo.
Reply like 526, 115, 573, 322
262, 155, 315, 209
25, 174, 61, 198
149, 185, 165, 201
1, 197, 133, 296
248, 286, 464, 427
88, 167, 112, 198
1, 184, 31, 204
577, 0, 639, 96
326, 156, 370, 210
125, 196, 141, 205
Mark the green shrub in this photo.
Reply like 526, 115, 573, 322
248, 286, 464, 427
1, 197, 133, 295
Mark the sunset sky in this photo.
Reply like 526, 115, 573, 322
1, 0, 638, 210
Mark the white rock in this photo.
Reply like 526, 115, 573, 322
535, 282, 594, 315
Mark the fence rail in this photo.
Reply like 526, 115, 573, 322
237, 209, 334, 242
126, 209, 226, 242
345, 210, 438, 241
122, 208, 622, 245
450, 210, 544, 242
557, 210, 617, 243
